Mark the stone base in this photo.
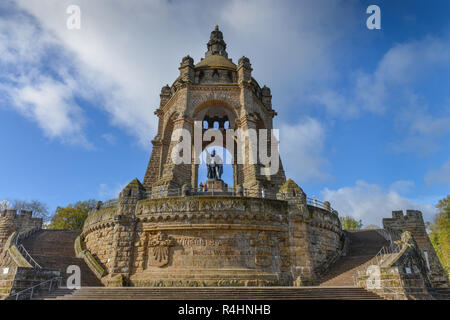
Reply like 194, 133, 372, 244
205, 179, 228, 193
129, 269, 290, 287
82, 192, 344, 288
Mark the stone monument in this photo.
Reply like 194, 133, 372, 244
77, 26, 344, 287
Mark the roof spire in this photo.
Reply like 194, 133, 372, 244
205, 25, 228, 58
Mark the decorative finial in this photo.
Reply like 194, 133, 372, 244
205, 25, 228, 58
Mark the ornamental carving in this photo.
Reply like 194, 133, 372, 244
147, 231, 175, 267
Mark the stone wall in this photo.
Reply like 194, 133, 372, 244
82, 206, 117, 275
0, 266, 60, 300
80, 179, 344, 287
0, 209, 42, 254
356, 232, 436, 300
383, 210, 448, 288
142, 27, 286, 196
278, 180, 343, 285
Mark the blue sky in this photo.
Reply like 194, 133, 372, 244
0, 0, 449, 226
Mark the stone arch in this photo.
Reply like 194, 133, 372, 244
192, 99, 238, 129
189, 101, 242, 188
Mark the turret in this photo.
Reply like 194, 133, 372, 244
179, 55, 195, 83
261, 86, 272, 109
159, 84, 172, 107
238, 56, 252, 83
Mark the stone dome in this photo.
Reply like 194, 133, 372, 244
195, 55, 236, 71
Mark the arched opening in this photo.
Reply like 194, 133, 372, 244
191, 100, 240, 189
192, 100, 238, 129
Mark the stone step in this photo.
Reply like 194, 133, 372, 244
318, 230, 390, 286
20, 230, 103, 287
34, 286, 382, 300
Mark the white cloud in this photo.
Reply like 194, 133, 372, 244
0, 4, 96, 147
6, 0, 359, 147
11, 77, 91, 146
321, 180, 436, 226
315, 36, 450, 116
312, 36, 450, 155
101, 133, 116, 145
389, 180, 415, 195
6, 1, 448, 159
387, 92, 450, 155
280, 118, 330, 184
425, 161, 450, 186
98, 182, 126, 200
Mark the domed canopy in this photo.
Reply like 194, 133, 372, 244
195, 54, 236, 70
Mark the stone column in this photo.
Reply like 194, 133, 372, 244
159, 115, 194, 190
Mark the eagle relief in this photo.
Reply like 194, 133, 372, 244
147, 231, 175, 267
250, 232, 274, 267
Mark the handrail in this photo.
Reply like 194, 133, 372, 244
17, 244, 42, 269
352, 274, 404, 297
379, 285, 404, 296
355, 241, 403, 278
13, 227, 42, 269
375, 229, 392, 246
354, 228, 403, 278
9, 276, 62, 300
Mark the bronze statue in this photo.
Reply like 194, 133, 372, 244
206, 150, 223, 180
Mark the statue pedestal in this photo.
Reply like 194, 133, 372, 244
206, 179, 228, 193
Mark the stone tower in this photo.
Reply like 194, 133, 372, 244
142, 26, 286, 195
79, 26, 343, 288
383, 210, 448, 288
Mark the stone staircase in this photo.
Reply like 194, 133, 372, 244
34, 286, 382, 300
21, 230, 102, 287
318, 230, 389, 286
21, 229, 386, 300
430, 288, 450, 300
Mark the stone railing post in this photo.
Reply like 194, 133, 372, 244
182, 184, 191, 196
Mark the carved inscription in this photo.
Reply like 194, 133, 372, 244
175, 237, 235, 247
251, 232, 274, 267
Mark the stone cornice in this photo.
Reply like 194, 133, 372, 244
189, 83, 240, 91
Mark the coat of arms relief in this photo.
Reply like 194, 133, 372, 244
146, 231, 175, 267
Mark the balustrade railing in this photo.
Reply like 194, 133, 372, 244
100, 199, 118, 208
97, 187, 337, 213
9, 276, 62, 300
354, 237, 403, 281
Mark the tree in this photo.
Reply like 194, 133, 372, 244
429, 195, 450, 279
7, 199, 50, 222
0, 200, 10, 211
47, 200, 97, 230
339, 216, 363, 230
364, 224, 380, 230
